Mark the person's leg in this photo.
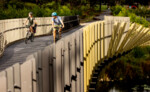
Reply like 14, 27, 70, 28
53, 29, 56, 42
59, 28, 62, 39
30, 26, 34, 33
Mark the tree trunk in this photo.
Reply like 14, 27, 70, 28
0, 0, 5, 8
36, 0, 38, 4
149, 1, 150, 8
99, 0, 102, 12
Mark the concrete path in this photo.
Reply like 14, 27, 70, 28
0, 10, 111, 71
94, 9, 111, 20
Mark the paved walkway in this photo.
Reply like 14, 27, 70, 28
94, 9, 111, 20
0, 10, 111, 71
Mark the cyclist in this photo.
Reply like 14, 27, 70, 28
24, 12, 37, 33
51, 12, 65, 42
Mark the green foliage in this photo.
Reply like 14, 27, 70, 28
7, 1, 24, 8
94, 5, 100, 11
24, 2, 38, 9
41, 1, 57, 9
117, 7, 130, 17
58, 5, 72, 16
131, 6, 150, 17
131, 47, 146, 58
93, 5, 107, 11
0, 2, 75, 19
111, 5, 150, 27
111, 5, 123, 15
0, 1, 107, 21
101, 5, 108, 11
43, 8, 54, 16
102, 46, 150, 81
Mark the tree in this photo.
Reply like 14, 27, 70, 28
100, 0, 102, 11
0, 0, 5, 8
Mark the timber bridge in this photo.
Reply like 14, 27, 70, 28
0, 12, 150, 92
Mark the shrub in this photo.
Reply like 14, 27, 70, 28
101, 5, 107, 11
94, 5, 100, 11
111, 5, 150, 27
24, 2, 38, 9
5, 5, 18, 18
72, 8, 82, 16
142, 61, 150, 78
0, 1, 106, 20
8, 1, 24, 9
42, 1, 57, 9
32, 6, 45, 17
80, 5, 90, 12
118, 8, 129, 17
43, 8, 54, 16
58, 5, 72, 16
131, 47, 146, 58
131, 6, 150, 17
17, 8, 29, 18
111, 5, 122, 15
0, 9, 6, 19
101, 46, 150, 81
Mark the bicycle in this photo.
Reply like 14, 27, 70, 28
24, 24, 37, 44
53, 26, 62, 42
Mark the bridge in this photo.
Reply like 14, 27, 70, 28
0, 10, 150, 92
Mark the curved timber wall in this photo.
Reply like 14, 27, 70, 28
0, 16, 150, 92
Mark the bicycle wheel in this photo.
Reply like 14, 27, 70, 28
56, 30, 59, 41
25, 35, 28, 44
25, 32, 30, 44
30, 33, 34, 42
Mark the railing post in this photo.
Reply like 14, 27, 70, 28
70, 34, 76, 92
80, 30, 84, 92
49, 45, 54, 92
0, 71, 7, 92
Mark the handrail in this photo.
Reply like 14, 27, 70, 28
1, 19, 79, 33
0, 16, 79, 57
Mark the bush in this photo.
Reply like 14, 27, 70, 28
80, 5, 90, 12
58, 5, 72, 16
0, 2, 76, 19
101, 5, 108, 11
111, 5, 150, 27
131, 47, 146, 58
24, 2, 38, 9
5, 5, 18, 18
0, 2, 72, 19
43, 8, 54, 16
111, 5, 122, 15
130, 6, 150, 17
101, 46, 150, 81
8, 1, 24, 9
94, 5, 100, 11
118, 8, 129, 17
0, 1, 107, 20
42, 1, 57, 9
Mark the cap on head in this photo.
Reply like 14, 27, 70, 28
29, 12, 33, 15
52, 12, 57, 16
